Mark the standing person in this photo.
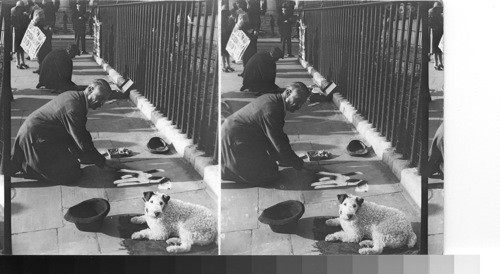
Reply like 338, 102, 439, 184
11, 1, 30, 70
269, 15, 275, 36
36, 44, 80, 92
73, 1, 87, 54
242, 0, 259, 68
42, 0, 57, 30
11, 79, 115, 184
221, 82, 310, 186
32, 9, 53, 74
62, 11, 68, 32
221, 4, 235, 73
278, 4, 294, 57
429, 1, 443, 70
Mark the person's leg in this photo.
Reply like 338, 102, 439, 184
286, 36, 292, 56
281, 35, 286, 57
34, 144, 83, 184
81, 33, 86, 53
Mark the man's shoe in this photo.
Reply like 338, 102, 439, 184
33, 69, 40, 74
286, 54, 294, 57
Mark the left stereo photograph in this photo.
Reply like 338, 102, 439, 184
1, 0, 219, 255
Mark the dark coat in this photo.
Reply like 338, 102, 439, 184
242, 51, 281, 94
11, 91, 105, 183
277, 13, 293, 37
221, 94, 303, 185
38, 49, 76, 91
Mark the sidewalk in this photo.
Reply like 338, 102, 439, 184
8, 52, 217, 255
220, 43, 421, 255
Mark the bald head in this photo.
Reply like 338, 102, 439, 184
283, 82, 310, 113
86, 79, 112, 110
16, 1, 24, 7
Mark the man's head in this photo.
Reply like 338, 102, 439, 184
283, 82, 310, 113
85, 79, 112, 110
16, 1, 24, 7
270, 47, 283, 61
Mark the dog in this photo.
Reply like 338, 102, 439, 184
130, 191, 218, 253
324, 194, 417, 254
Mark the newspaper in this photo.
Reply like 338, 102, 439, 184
21, 24, 46, 59
225, 30, 250, 63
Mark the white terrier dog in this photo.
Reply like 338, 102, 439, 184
131, 191, 217, 253
324, 194, 417, 254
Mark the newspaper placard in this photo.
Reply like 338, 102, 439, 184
21, 24, 46, 59
225, 30, 250, 63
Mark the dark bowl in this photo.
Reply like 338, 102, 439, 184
258, 200, 305, 234
64, 198, 110, 232
147, 137, 169, 154
347, 139, 369, 156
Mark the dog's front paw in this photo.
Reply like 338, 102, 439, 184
325, 218, 340, 227
358, 247, 382, 255
166, 238, 181, 246
131, 232, 144, 240
325, 233, 340, 242
359, 240, 373, 248
130, 216, 145, 224
166, 245, 180, 253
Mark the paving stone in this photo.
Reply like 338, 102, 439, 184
221, 187, 259, 232
428, 188, 444, 234
220, 230, 252, 255
428, 233, 444, 255
251, 225, 292, 255
170, 189, 218, 214
57, 225, 101, 255
12, 229, 58, 255
302, 161, 402, 204
289, 201, 339, 255
96, 198, 144, 254
11, 184, 63, 234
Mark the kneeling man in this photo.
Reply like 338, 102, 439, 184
221, 82, 310, 186
11, 79, 114, 183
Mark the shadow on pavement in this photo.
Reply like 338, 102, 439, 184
310, 217, 420, 255
100, 214, 218, 255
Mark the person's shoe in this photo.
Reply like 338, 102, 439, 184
36, 83, 43, 89
21, 64, 29, 69
81, 51, 89, 55
227, 67, 234, 72
16, 64, 24, 69
240, 86, 247, 91
26, 56, 31, 60
286, 54, 294, 57
33, 69, 40, 74
237, 73, 243, 77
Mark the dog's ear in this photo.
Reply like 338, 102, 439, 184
162, 195, 170, 205
355, 197, 364, 207
337, 194, 348, 204
143, 191, 154, 202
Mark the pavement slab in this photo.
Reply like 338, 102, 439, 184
221, 186, 259, 233
12, 229, 59, 255
220, 230, 252, 255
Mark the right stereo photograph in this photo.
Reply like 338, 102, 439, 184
219, 0, 443, 255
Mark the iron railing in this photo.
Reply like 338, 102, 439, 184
303, 1, 430, 170
0, 2, 12, 255
96, 0, 218, 162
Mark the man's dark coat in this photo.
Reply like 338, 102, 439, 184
12, 91, 105, 183
38, 49, 76, 91
221, 93, 302, 185
242, 51, 281, 94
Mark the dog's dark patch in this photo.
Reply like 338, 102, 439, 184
312, 217, 419, 255
116, 215, 218, 255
